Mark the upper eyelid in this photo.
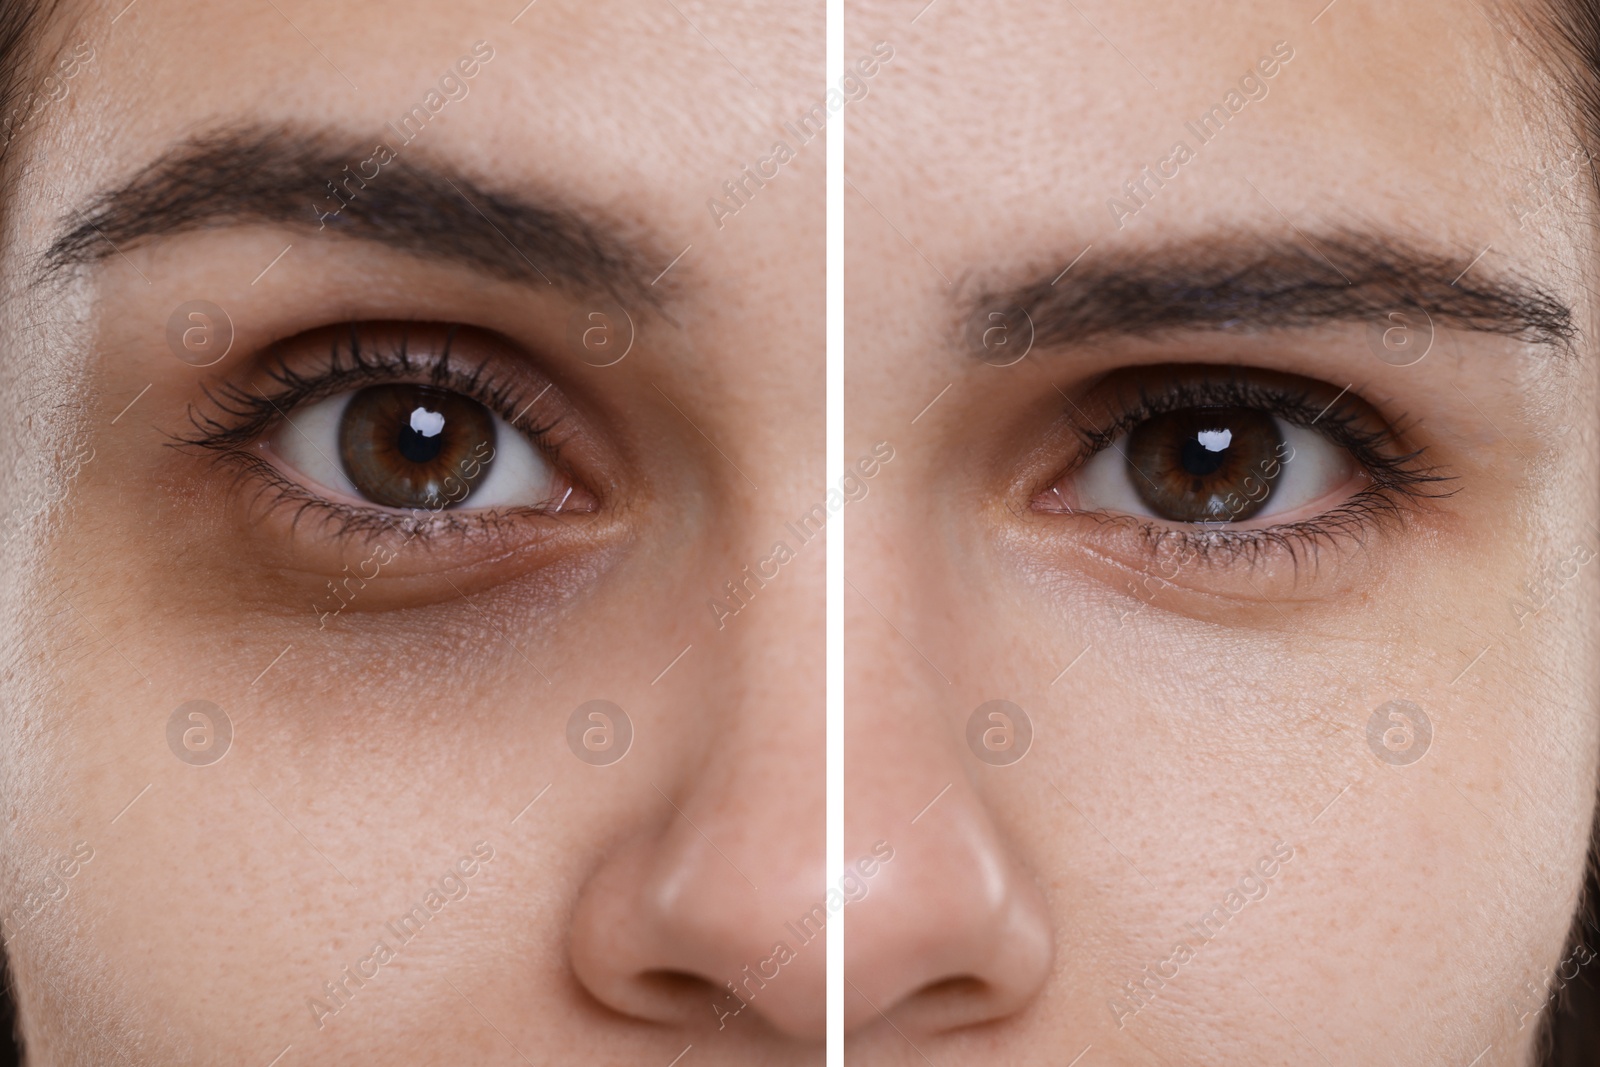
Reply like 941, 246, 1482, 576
1065, 379, 1360, 470
175, 330, 563, 455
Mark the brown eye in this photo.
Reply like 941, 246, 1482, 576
337, 384, 496, 508
1124, 407, 1283, 522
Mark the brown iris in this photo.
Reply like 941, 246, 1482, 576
337, 384, 496, 508
1125, 407, 1283, 522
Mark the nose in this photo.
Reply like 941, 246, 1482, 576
844, 561, 1054, 1036
568, 498, 826, 1039
568, 768, 826, 1039
844, 771, 1054, 1034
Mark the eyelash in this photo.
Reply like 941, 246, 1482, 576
171, 325, 572, 543
1056, 376, 1458, 567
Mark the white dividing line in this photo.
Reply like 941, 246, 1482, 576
510, 382, 553, 424
826, 0, 844, 1054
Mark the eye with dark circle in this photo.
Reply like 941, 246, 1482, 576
338, 384, 497, 509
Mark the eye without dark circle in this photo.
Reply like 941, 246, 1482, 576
1035, 368, 1457, 567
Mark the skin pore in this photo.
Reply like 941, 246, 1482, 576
843, 1, 1599, 1065
0, 0, 823, 1064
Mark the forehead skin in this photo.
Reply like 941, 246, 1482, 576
0, 0, 823, 1064
850, 0, 1586, 288
843, 0, 1598, 1064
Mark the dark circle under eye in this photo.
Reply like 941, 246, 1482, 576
1125, 406, 1283, 523
338, 384, 496, 509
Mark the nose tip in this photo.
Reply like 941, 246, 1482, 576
845, 787, 1054, 1035
569, 812, 826, 1041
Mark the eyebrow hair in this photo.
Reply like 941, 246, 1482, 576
968, 231, 1578, 355
35, 124, 671, 304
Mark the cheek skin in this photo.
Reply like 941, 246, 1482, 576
938, 584, 1594, 1062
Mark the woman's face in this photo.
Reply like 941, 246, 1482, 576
5, 0, 1600, 1064
0, 0, 823, 1063
844, 1, 1600, 1064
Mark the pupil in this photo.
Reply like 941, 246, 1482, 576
397, 407, 446, 464
1179, 431, 1229, 478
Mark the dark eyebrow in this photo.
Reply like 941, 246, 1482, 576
968, 231, 1578, 355
35, 124, 672, 304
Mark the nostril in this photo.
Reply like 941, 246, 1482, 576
625, 969, 734, 1025
906, 975, 1009, 1030
638, 969, 720, 1001
915, 976, 987, 1001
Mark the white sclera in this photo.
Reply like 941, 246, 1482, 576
1072, 417, 1356, 524
272, 390, 560, 509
